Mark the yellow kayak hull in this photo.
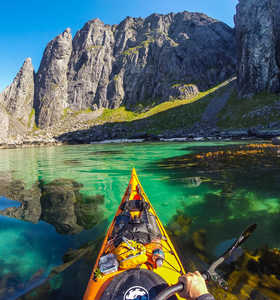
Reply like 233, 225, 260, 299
83, 168, 186, 300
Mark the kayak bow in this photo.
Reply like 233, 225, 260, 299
83, 168, 185, 300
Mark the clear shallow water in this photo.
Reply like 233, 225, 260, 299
0, 141, 279, 299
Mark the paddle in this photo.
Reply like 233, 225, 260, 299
203, 223, 257, 289
155, 223, 257, 299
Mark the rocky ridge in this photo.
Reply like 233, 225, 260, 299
0, 58, 35, 143
35, 28, 72, 128
1, 11, 237, 132
0, 58, 35, 127
1, 4, 280, 146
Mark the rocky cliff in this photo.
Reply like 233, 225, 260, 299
1, 11, 236, 130
0, 58, 34, 143
35, 28, 72, 128
235, 0, 280, 97
0, 58, 35, 127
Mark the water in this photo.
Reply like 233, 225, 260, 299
0, 142, 279, 299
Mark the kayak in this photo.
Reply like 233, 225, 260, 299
83, 168, 185, 300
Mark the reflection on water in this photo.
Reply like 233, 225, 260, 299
0, 142, 279, 299
0, 197, 20, 210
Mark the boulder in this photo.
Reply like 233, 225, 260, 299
272, 137, 280, 145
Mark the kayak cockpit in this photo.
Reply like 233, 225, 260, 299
83, 169, 185, 300
99, 269, 177, 300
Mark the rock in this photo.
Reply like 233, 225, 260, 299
34, 28, 72, 128
40, 179, 84, 234
40, 178, 104, 234
235, 0, 280, 97
0, 174, 42, 223
0, 58, 35, 127
255, 129, 280, 138
145, 134, 161, 141
220, 130, 248, 138
272, 137, 280, 145
67, 19, 115, 111
163, 84, 199, 101
0, 106, 9, 143
3, 11, 236, 132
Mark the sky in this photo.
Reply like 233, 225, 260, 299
0, 0, 238, 92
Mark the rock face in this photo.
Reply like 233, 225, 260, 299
0, 106, 29, 144
66, 13, 236, 113
67, 19, 115, 111
34, 28, 72, 128
2, 11, 236, 129
40, 178, 104, 234
163, 84, 199, 101
235, 0, 280, 97
0, 58, 35, 127
0, 107, 9, 143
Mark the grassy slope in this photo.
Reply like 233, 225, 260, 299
91, 79, 233, 134
60, 77, 279, 136
217, 92, 280, 129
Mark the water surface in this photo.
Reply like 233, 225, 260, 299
0, 142, 279, 299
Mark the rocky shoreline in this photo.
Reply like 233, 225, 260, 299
1, 128, 280, 149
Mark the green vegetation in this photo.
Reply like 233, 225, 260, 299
76, 107, 93, 114
27, 108, 38, 131
137, 81, 227, 120
97, 107, 138, 123
217, 92, 280, 129
63, 107, 94, 119
62, 107, 72, 119
122, 38, 154, 56
122, 46, 141, 56
93, 80, 229, 133
86, 45, 103, 51
27, 108, 35, 128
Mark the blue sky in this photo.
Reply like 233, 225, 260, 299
0, 0, 238, 91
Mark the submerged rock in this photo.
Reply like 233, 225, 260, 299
40, 179, 84, 234
40, 178, 104, 234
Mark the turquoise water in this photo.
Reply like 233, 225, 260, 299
0, 142, 279, 299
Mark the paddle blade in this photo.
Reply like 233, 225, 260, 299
222, 224, 257, 258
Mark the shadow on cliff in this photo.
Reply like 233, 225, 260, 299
55, 79, 237, 144
55, 101, 209, 144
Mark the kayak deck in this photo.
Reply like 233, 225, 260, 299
83, 169, 185, 300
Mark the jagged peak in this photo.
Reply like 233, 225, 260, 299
87, 18, 104, 25
20, 58, 34, 71
59, 28, 72, 40
13, 58, 34, 82
118, 16, 143, 28
25, 57, 32, 64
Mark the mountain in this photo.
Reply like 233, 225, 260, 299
1, 11, 236, 131
0, 58, 34, 143
1, 4, 280, 146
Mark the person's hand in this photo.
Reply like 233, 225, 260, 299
179, 271, 209, 299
